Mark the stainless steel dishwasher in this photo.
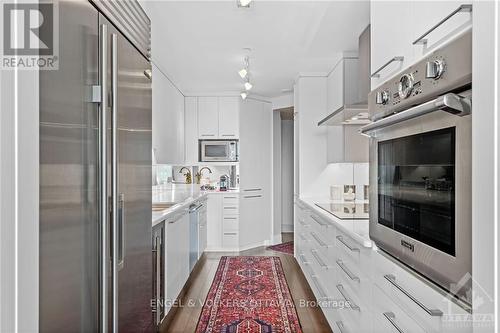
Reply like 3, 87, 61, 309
189, 202, 204, 272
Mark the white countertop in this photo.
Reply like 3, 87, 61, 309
152, 184, 239, 226
298, 196, 373, 248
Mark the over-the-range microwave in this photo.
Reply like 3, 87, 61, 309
199, 139, 239, 162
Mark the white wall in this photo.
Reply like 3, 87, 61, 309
0, 63, 39, 332
295, 76, 328, 196
273, 112, 282, 243
281, 120, 294, 232
472, 1, 499, 331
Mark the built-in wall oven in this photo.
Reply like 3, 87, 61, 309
361, 30, 472, 305
199, 139, 239, 162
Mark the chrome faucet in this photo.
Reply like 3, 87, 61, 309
195, 167, 212, 184
179, 167, 192, 184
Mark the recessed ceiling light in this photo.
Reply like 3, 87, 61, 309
240, 91, 248, 100
238, 0, 253, 8
238, 68, 248, 79
244, 81, 253, 91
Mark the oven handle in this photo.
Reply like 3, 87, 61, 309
361, 93, 471, 136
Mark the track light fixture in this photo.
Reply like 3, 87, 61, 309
240, 91, 248, 100
244, 80, 253, 91
237, 0, 253, 8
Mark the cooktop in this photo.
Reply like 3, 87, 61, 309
315, 203, 369, 220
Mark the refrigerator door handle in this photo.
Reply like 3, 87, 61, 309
111, 32, 119, 333
99, 23, 109, 333
118, 193, 125, 269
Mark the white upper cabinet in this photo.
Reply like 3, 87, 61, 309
184, 97, 198, 164
218, 97, 240, 139
197, 97, 219, 139
370, 1, 413, 89
412, 1, 472, 60
370, 1, 472, 90
197, 96, 239, 140
152, 63, 185, 165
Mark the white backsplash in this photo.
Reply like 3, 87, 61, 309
301, 162, 369, 200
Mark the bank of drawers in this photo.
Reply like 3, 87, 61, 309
294, 199, 472, 333
222, 194, 239, 248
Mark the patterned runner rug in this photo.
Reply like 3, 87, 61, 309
267, 241, 294, 255
195, 256, 303, 333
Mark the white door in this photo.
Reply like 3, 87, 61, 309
218, 97, 240, 139
198, 97, 219, 139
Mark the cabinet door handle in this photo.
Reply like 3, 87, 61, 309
200, 134, 216, 137
371, 56, 404, 78
243, 188, 262, 192
243, 195, 262, 199
413, 4, 472, 45
311, 250, 328, 269
336, 284, 360, 311
336, 235, 360, 252
221, 134, 235, 137
224, 232, 238, 235
336, 259, 360, 282
310, 215, 329, 227
384, 274, 443, 316
383, 312, 405, 333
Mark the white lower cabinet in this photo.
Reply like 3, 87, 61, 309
165, 210, 189, 313
294, 199, 472, 333
206, 193, 240, 251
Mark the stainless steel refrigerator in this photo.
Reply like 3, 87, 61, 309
39, 1, 153, 332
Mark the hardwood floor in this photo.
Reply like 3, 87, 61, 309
160, 232, 333, 333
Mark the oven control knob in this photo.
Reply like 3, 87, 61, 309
398, 73, 414, 99
426, 60, 445, 79
376, 90, 390, 105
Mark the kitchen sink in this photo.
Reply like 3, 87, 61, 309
152, 202, 177, 212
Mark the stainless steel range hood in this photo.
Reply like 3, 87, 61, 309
318, 25, 371, 126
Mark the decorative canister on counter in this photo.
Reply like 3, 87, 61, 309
343, 185, 356, 201
330, 185, 343, 200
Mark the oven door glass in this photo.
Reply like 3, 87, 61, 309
378, 127, 456, 256
204, 144, 228, 158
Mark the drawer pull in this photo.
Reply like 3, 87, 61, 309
243, 188, 261, 192
336, 284, 360, 311
384, 274, 443, 316
223, 217, 238, 220
336, 260, 360, 282
224, 232, 238, 235
310, 232, 328, 247
311, 250, 328, 269
336, 235, 360, 252
223, 206, 238, 209
383, 312, 405, 333
299, 220, 310, 228
310, 215, 329, 227
299, 234, 308, 242
413, 4, 472, 45
335, 321, 347, 333
371, 56, 404, 78
299, 253, 309, 265
311, 276, 328, 299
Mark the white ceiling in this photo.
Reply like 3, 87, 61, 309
142, 1, 370, 97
